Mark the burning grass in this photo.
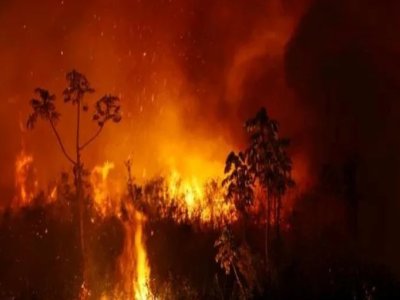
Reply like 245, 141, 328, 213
1, 164, 399, 299
2, 102, 398, 299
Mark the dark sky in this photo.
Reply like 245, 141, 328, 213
286, 0, 400, 277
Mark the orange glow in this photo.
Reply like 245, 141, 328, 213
133, 211, 152, 300
90, 162, 153, 299
162, 170, 237, 225
109, 207, 153, 299
0, 2, 314, 298
90, 161, 121, 218
48, 185, 58, 203
13, 148, 37, 209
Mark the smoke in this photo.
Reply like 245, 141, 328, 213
0, 0, 312, 197
285, 0, 400, 277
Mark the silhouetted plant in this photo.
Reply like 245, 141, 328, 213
224, 107, 294, 270
26, 69, 121, 292
223, 151, 254, 215
222, 151, 255, 237
215, 226, 257, 299
125, 159, 143, 211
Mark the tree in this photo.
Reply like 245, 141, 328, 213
244, 107, 294, 268
222, 151, 255, 235
26, 69, 121, 293
215, 226, 257, 299
271, 138, 295, 238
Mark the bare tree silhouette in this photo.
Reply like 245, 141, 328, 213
27, 69, 121, 294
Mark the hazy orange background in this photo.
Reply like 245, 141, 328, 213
0, 0, 313, 205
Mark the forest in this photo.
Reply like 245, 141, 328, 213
0, 70, 398, 299
2, 0, 400, 299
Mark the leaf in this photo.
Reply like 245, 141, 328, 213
50, 111, 61, 121
112, 115, 122, 123
30, 99, 40, 107
92, 114, 100, 121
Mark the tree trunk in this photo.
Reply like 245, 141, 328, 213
276, 193, 281, 240
265, 186, 271, 272
232, 262, 246, 299
76, 100, 87, 295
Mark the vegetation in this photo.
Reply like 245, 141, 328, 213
1, 98, 399, 299
26, 70, 121, 293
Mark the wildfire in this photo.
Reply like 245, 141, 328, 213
167, 170, 203, 217
49, 185, 58, 202
91, 162, 153, 299
89, 157, 238, 299
162, 170, 237, 225
133, 211, 151, 300
90, 161, 121, 218
103, 206, 153, 300
13, 148, 37, 208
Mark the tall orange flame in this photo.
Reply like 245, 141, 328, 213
13, 148, 37, 208
91, 162, 153, 299
90, 161, 121, 218
133, 211, 151, 300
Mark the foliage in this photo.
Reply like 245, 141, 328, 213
27, 88, 60, 129
26, 69, 122, 294
222, 151, 254, 215
155, 273, 200, 300
27, 69, 122, 166
244, 107, 294, 199
125, 159, 143, 209
93, 95, 122, 127
221, 106, 295, 275
215, 226, 258, 299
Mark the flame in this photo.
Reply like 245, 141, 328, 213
13, 148, 36, 208
111, 206, 153, 299
90, 161, 120, 217
49, 186, 57, 202
167, 170, 203, 218
90, 162, 153, 299
163, 170, 237, 225
133, 211, 151, 300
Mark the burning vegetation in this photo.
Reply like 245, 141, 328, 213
2, 0, 400, 299
0, 69, 394, 300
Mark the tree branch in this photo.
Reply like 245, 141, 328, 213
49, 119, 76, 165
79, 126, 103, 151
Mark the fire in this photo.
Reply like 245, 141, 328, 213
163, 170, 237, 225
167, 170, 203, 218
12, 147, 62, 208
90, 162, 153, 299
110, 206, 153, 299
90, 161, 121, 217
90, 157, 238, 299
133, 211, 151, 300
49, 186, 58, 202
13, 148, 37, 208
